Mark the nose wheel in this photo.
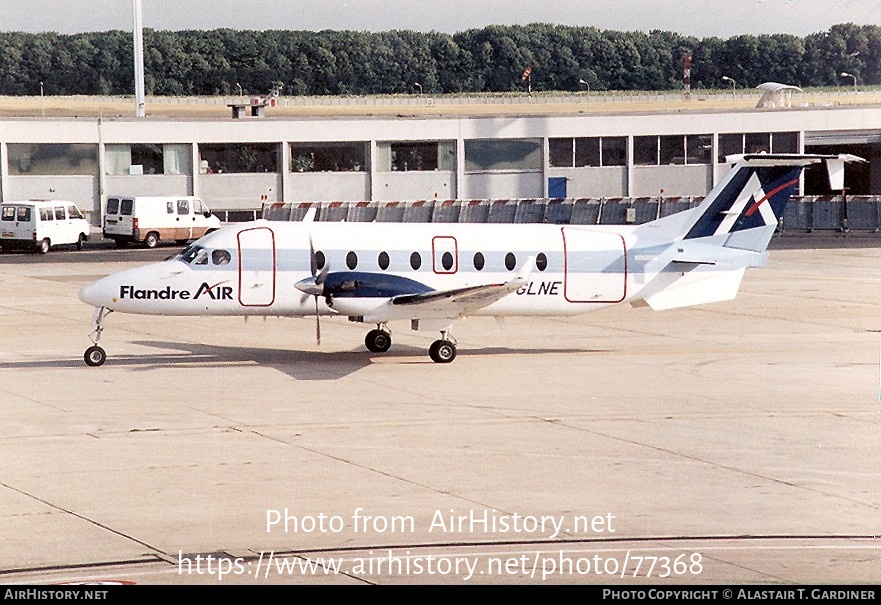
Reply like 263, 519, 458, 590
83, 306, 113, 366
84, 345, 106, 367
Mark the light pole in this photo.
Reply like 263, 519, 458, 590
414, 82, 422, 94
39, 81, 44, 116
840, 72, 857, 92
721, 75, 736, 107
579, 78, 590, 105
236, 82, 243, 99
132, 0, 145, 117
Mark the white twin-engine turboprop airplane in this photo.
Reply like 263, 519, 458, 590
78, 154, 861, 366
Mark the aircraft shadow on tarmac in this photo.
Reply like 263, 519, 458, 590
130, 340, 601, 380
0, 341, 604, 381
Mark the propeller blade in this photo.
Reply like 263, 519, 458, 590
302, 226, 325, 344
314, 296, 321, 345
309, 233, 317, 277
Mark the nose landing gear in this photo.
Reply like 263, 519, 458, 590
83, 306, 113, 366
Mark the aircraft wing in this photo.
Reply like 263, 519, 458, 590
391, 277, 525, 317
325, 258, 533, 323
390, 277, 525, 317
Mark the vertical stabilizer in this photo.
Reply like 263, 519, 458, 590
637, 154, 866, 252
634, 154, 865, 310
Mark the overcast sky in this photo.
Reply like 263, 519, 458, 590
1, 0, 879, 37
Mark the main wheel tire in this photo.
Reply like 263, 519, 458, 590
143, 232, 159, 248
365, 329, 392, 353
429, 340, 457, 363
84, 345, 106, 367
38, 238, 50, 254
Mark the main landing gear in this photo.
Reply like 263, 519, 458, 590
428, 334, 457, 364
83, 306, 112, 366
365, 326, 392, 353
363, 324, 457, 363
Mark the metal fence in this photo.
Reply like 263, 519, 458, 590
146, 88, 881, 109
261, 196, 881, 233
7, 86, 878, 113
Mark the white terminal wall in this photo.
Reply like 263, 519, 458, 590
0, 106, 880, 221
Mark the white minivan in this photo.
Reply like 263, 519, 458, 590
103, 195, 222, 248
0, 200, 91, 254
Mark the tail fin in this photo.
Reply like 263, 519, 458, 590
684, 159, 801, 249
634, 154, 864, 311
639, 154, 865, 252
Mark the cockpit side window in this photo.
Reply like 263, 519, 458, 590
212, 249, 231, 265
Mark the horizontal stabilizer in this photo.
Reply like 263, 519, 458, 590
670, 241, 767, 268
726, 153, 866, 167
640, 267, 747, 311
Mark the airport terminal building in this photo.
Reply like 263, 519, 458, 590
0, 97, 879, 226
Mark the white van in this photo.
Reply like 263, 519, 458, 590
0, 200, 91, 254
103, 195, 222, 248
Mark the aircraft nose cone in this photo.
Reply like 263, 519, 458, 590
79, 279, 108, 307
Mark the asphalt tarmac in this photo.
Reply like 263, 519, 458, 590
0, 236, 879, 585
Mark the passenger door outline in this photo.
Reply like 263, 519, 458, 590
237, 226, 277, 307
561, 227, 627, 303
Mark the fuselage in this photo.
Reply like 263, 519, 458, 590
79, 219, 679, 320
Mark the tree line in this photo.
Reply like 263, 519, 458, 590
0, 22, 877, 97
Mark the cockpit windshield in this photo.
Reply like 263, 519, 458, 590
178, 244, 232, 267
179, 244, 207, 265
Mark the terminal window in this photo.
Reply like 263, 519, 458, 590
685, 135, 713, 164
7, 144, 98, 176
290, 142, 368, 172
464, 139, 542, 171
634, 136, 660, 165
376, 141, 455, 172
550, 137, 627, 167
199, 143, 278, 173
601, 137, 627, 166
718, 132, 798, 162
548, 137, 627, 168
105, 144, 191, 175
635, 135, 711, 166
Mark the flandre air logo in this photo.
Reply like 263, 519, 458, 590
119, 281, 233, 301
